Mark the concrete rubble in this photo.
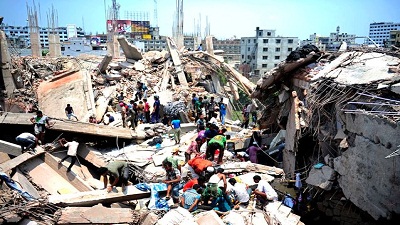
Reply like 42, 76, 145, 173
251, 44, 400, 222
6, 33, 400, 224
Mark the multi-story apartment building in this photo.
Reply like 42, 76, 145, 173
241, 27, 298, 76
369, 22, 400, 47
301, 26, 356, 51
390, 30, 400, 47
0, 23, 85, 48
213, 38, 241, 62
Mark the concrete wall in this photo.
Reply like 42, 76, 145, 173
334, 113, 400, 220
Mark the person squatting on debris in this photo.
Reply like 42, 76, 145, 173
104, 113, 115, 125
253, 175, 278, 206
58, 137, 79, 172
206, 134, 229, 164
15, 132, 37, 153
163, 161, 184, 202
98, 161, 130, 192
228, 178, 251, 207
65, 104, 78, 121
30, 110, 52, 145
170, 116, 181, 144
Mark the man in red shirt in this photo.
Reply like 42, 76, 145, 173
183, 176, 205, 192
143, 98, 150, 123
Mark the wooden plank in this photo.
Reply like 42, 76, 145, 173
48, 186, 152, 206
0, 152, 10, 164
0, 112, 133, 139
42, 153, 93, 192
57, 204, 135, 224
0, 140, 21, 156
0, 148, 45, 172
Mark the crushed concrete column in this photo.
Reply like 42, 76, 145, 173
98, 54, 112, 74
0, 30, 15, 96
48, 34, 61, 57
206, 36, 214, 56
166, 37, 188, 87
117, 36, 143, 62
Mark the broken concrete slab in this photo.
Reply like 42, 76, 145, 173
0, 148, 45, 173
305, 165, 335, 190
98, 54, 112, 74
0, 139, 21, 156
265, 201, 304, 225
0, 112, 134, 139
196, 210, 225, 225
12, 168, 40, 199
117, 36, 143, 61
57, 204, 137, 224
48, 185, 151, 206
166, 37, 188, 86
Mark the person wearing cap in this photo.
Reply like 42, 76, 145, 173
185, 137, 202, 162
163, 148, 181, 171
170, 116, 181, 144
253, 175, 278, 205
246, 142, 262, 163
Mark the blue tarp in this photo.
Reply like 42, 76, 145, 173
136, 183, 169, 210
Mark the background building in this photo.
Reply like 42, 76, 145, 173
213, 38, 241, 62
390, 30, 400, 47
369, 22, 400, 47
240, 27, 298, 76
301, 26, 356, 51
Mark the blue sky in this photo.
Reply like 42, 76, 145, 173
1, 0, 399, 40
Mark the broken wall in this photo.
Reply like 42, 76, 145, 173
334, 113, 400, 220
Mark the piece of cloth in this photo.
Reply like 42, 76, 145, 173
246, 145, 261, 163
182, 188, 201, 210
187, 158, 213, 175
0, 172, 35, 201
232, 183, 250, 203
256, 180, 278, 201
183, 179, 198, 192
64, 141, 79, 156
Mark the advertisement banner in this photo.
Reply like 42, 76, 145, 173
106, 20, 150, 34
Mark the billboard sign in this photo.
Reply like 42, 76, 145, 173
107, 20, 150, 35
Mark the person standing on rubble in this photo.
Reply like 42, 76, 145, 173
218, 98, 226, 125
65, 104, 78, 121
15, 132, 37, 153
207, 96, 217, 121
126, 102, 137, 129
196, 44, 203, 51
151, 95, 161, 123
58, 137, 79, 172
30, 110, 52, 145
136, 101, 144, 123
119, 102, 128, 128
171, 116, 181, 144
195, 97, 204, 121
98, 161, 130, 192
143, 98, 150, 123
191, 93, 198, 111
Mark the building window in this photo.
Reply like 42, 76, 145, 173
248, 39, 250, 43
262, 64, 268, 68
241, 55, 244, 59
247, 55, 251, 59
263, 47, 268, 52
288, 39, 293, 44
262, 56, 268, 60
263, 39, 268, 43
276, 39, 281, 44
275, 47, 280, 52
252, 55, 255, 59
248, 47, 250, 51
275, 56, 280, 60
253, 39, 256, 43
267, 32, 271, 36
288, 48, 293, 52
259, 31, 262, 36
274, 64, 278, 67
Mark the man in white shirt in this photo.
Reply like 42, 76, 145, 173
228, 178, 250, 206
58, 137, 79, 172
253, 175, 278, 204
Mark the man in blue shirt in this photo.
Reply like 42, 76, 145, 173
171, 116, 181, 144
152, 95, 161, 123
181, 184, 202, 212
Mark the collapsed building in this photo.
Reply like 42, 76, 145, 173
2, 19, 400, 224
251, 44, 400, 222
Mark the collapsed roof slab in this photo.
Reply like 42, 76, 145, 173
57, 204, 137, 224
0, 139, 21, 156
0, 148, 45, 173
0, 112, 134, 139
49, 186, 151, 207
117, 36, 143, 61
